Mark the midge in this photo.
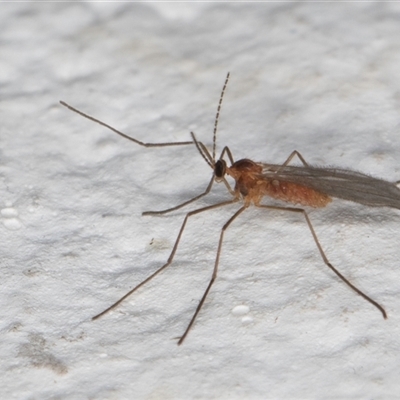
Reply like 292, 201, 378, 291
61, 73, 400, 345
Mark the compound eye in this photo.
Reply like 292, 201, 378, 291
214, 159, 226, 180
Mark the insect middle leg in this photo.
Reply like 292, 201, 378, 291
92, 199, 239, 325
177, 205, 247, 345
257, 204, 387, 319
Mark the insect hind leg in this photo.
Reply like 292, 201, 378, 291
281, 150, 310, 167
257, 204, 387, 319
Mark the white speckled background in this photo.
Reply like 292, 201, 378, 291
2, 3, 400, 399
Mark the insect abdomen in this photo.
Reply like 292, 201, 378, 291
262, 179, 332, 207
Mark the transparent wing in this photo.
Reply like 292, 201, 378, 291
261, 164, 400, 209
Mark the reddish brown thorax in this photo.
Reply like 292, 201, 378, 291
226, 159, 331, 208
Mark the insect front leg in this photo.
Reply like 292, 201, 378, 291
257, 204, 387, 319
60, 101, 193, 147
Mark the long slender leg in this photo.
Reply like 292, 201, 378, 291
92, 199, 238, 321
257, 204, 387, 319
60, 101, 193, 147
178, 206, 247, 345
281, 150, 310, 167
143, 175, 215, 216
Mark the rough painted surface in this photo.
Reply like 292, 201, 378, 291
2, 3, 400, 399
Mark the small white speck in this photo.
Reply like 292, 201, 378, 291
1, 207, 18, 218
3, 218, 22, 230
241, 316, 253, 324
232, 305, 250, 316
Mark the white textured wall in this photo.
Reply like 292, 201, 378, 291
2, 3, 400, 399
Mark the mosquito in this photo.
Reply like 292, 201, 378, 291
61, 73, 400, 345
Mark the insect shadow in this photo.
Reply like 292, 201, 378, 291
61, 73, 400, 345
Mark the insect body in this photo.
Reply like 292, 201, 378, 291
217, 158, 332, 207
61, 73, 400, 345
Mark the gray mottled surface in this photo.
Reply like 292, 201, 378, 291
2, 3, 400, 399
